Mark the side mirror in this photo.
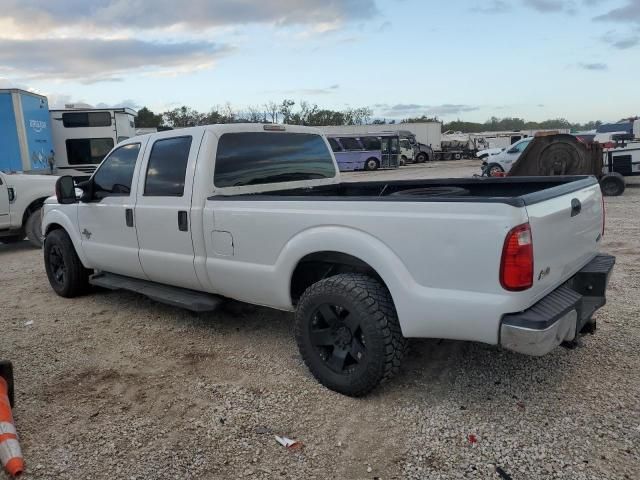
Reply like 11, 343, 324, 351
55, 176, 78, 204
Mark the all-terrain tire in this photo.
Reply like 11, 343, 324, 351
295, 273, 407, 397
25, 207, 44, 248
44, 229, 90, 297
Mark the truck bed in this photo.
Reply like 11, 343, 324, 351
214, 176, 597, 207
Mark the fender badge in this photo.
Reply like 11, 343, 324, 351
82, 228, 92, 239
538, 267, 551, 281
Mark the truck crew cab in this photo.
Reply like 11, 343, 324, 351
42, 124, 614, 396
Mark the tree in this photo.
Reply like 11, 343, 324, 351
265, 101, 279, 124
136, 107, 163, 128
279, 99, 296, 124
162, 106, 206, 127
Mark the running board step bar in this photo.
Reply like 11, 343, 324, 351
89, 273, 223, 312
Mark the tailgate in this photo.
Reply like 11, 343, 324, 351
525, 181, 603, 302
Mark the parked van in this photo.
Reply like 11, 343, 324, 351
49, 107, 137, 178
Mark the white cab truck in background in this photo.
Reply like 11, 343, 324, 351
42, 124, 614, 396
0, 171, 57, 246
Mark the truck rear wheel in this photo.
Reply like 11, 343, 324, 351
44, 229, 90, 297
294, 273, 407, 397
416, 152, 427, 163
600, 173, 625, 196
25, 207, 43, 248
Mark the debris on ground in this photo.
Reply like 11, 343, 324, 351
275, 435, 302, 450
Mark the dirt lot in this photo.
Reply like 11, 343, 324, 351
1, 161, 639, 479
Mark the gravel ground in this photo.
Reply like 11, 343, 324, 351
1, 162, 638, 480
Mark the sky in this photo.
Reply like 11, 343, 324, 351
0, 0, 638, 123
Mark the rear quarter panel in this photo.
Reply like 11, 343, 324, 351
198, 198, 530, 344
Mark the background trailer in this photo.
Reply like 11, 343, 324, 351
0, 89, 54, 173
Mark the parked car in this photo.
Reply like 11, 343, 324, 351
482, 137, 533, 176
42, 124, 614, 396
476, 147, 504, 159
0, 171, 57, 246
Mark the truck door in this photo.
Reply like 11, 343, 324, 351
134, 132, 203, 290
77, 139, 148, 278
0, 175, 10, 229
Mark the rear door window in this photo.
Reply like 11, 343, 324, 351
214, 132, 335, 188
144, 136, 193, 196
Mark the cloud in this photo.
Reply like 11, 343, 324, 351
95, 99, 141, 109
602, 31, 640, 49
0, 0, 378, 33
0, 38, 231, 83
471, 1, 512, 14
267, 84, 340, 96
594, 1, 640, 24
579, 62, 608, 71
378, 103, 480, 118
522, 0, 576, 13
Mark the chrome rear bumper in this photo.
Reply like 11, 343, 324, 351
500, 254, 615, 356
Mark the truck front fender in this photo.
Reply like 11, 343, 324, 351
43, 207, 90, 267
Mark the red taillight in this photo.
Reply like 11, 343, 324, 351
500, 223, 533, 291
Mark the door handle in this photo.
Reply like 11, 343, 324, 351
571, 198, 581, 217
178, 211, 188, 231
125, 208, 134, 227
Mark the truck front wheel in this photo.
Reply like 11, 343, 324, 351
294, 273, 407, 397
25, 207, 44, 248
44, 229, 90, 297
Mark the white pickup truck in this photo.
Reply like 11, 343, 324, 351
42, 124, 615, 396
0, 171, 57, 247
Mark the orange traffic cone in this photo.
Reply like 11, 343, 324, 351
0, 376, 23, 477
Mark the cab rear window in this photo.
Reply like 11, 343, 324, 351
214, 132, 335, 188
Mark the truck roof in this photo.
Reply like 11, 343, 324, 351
143, 123, 326, 139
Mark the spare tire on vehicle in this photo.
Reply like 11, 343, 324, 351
390, 186, 470, 197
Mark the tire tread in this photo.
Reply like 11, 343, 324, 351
295, 273, 407, 396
